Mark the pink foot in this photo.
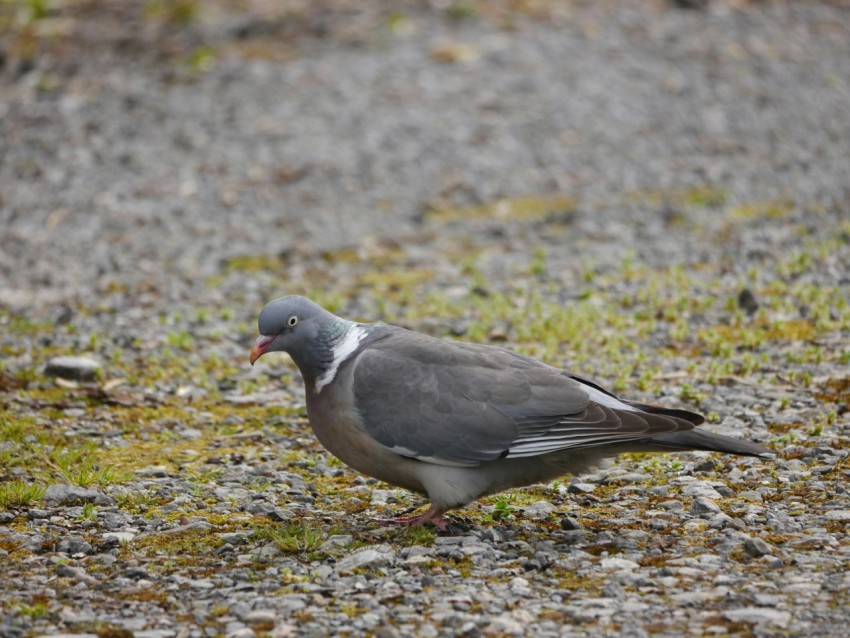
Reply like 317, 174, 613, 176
380, 505, 450, 531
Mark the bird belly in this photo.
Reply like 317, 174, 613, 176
305, 384, 428, 496
414, 449, 615, 509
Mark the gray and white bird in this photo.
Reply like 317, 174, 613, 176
250, 295, 771, 529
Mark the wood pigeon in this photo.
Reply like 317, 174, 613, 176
250, 296, 771, 529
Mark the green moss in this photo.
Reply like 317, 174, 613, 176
13, 600, 48, 619
728, 199, 795, 220
680, 186, 728, 208
252, 521, 328, 556
144, 0, 199, 24
166, 330, 196, 350
623, 185, 727, 211
425, 195, 576, 223
133, 525, 226, 564
387, 525, 437, 546
0, 312, 51, 337
224, 254, 284, 273
359, 269, 435, 290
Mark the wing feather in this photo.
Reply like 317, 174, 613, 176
350, 327, 700, 466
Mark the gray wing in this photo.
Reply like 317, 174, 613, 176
350, 328, 696, 466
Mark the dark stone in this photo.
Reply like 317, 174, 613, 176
559, 516, 583, 531
44, 356, 102, 382
737, 288, 759, 315
58, 536, 94, 555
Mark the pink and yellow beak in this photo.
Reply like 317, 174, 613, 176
249, 335, 275, 366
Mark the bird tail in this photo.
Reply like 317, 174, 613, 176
648, 428, 773, 458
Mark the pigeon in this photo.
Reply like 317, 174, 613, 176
250, 295, 771, 529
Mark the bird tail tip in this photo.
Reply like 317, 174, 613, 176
651, 429, 773, 458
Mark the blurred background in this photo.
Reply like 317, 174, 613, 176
2, 0, 848, 309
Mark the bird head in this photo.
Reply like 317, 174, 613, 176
250, 296, 351, 381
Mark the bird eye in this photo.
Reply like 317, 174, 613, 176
287, 315, 298, 327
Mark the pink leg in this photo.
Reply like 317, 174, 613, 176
381, 504, 450, 531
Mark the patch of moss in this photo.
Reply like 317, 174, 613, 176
132, 526, 226, 566
623, 185, 727, 211
425, 195, 576, 223
359, 269, 435, 291
224, 254, 285, 273
252, 520, 329, 556
728, 199, 795, 220
680, 186, 729, 208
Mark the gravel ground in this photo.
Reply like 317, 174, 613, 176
1, 1, 849, 637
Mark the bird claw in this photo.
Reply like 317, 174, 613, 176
380, 506, 450, 531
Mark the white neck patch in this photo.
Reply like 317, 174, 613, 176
315, 324, 367, 393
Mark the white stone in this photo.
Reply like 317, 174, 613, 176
723, 607, 791, 627
335, 546, 395, 573
599, 557, 640, 571
826, 510, 850, 521
102, 531, 135, 543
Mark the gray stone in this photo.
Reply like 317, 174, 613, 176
599, 557, 640, 571
753, 593, 783, 606
648, 518, 668, 531
102, 531, 135, 543
482, 613, 528, 636
318, 534, 353, 552
560, 516, 583, 530
825, 510, 850, 521
691, 497, 721, 516
606, 472, 651, 484
312, 564, 333, 579
723, 607, 792, 627
743, 537, 774, 557
43, 484, 114, 507
276, 595, 308, 614
188, 578, 215, 589
125, 567, 150, 579
55, 564, 96, 585
159, 521, 213, 534
567, 482, 597, 494
266, 508, 295, 522
135, 465, 169, 478
681, 481, 724, 499
374, 627, 402, 638
269, 625, 298, 638
523, 501, 555, 520
57, 536, 93, 555
244, 610, 277, 625
693, 459, 718, 472
252, 546, 282, 561
219, 532, 249, 545
659, 499, 684, 511
356, 612, 381, 630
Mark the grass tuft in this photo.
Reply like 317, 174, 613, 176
0, 480, 45, 509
